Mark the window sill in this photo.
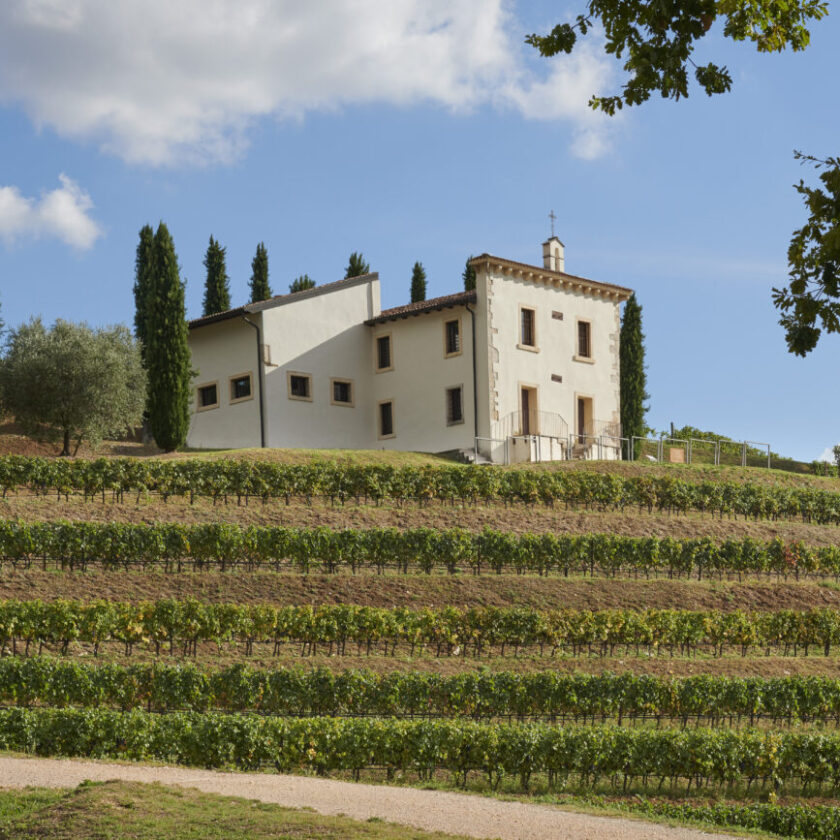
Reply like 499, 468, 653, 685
375, 366, 394, 374
331, 401, 355, 408
444, 351, 463, 359
230, 395, 254, 405
447, 419, 465, 427
196, 404, 219, 413
378, 433, 396, 440
288, 395, 313, 402
516, 343, 540, 353
573, 355, 595, 364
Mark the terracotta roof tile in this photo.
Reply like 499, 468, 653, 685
366, 290, 476, 325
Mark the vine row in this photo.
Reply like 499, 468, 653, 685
3, 709, 840, 792
2, 455, 840, 522
5, 600, 840, 658
7, 659, 840, 725
0, 521, 829, 579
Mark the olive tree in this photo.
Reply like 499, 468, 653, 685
0, 319, 146, 455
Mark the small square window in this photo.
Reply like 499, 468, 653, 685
379, 401, 394, 438
376, 335, 392, 371
288, 373, 312, 401
578, 321, 591, 358
444, 319, 461, 356
197, 383, 218, 410
520, 308, 536, 347
230, 374, 252, 402
446, 386, 464, 425
332, 379, 353, 405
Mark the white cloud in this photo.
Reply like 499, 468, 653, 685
0, 0, 617, 165
817, 446, 838, 464
0, 174, 102, 249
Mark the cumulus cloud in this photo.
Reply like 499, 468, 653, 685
0, 0, 617, 165
0, 174, 103, 249
817, 446, 839, 464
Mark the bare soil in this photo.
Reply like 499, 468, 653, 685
2, 569, 840, 612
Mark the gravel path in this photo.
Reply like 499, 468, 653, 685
0, 756, 738, 840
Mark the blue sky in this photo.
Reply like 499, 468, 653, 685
0, 1, 838, 461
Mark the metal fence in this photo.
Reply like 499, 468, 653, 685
631, 436, 771, 468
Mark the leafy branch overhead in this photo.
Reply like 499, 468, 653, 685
772, 152, 840, 355
526, 1, 828, 114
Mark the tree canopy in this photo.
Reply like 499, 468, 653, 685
526, 1, 827, 114
146, 223, 192, 452
462, 256, 476, 292
249, 242, 272, 303
0, 319, 145, 456
345, 252, 370, 278
289, 275, 316, 293
772, 153, 840, 356
201, 236, 231, 316
410, 261, 427, 303
619, 293, 649, 456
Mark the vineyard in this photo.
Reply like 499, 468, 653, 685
4, 452, 840, 837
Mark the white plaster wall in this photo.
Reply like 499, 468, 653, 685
187, 318, 263, 449
481, 267, 621, 439
369, 308, 476, 454
260, 278, 379, 449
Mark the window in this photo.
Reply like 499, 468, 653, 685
378, 400, 394, 438
446, 386, 464, 425
519, 307, 536, 348
287, 372, 312, 401
197, 382, 218, 411
331, 378, 354, 406
444, 319, 461, 356
577, 320, 592, 358
376, 334, 392, 371
229, 373, 252, 403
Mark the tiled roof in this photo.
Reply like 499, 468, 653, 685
366, 290, 476, 325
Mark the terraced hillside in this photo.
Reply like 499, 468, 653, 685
2, 450, 840, 838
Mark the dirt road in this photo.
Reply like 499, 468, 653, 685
0, 756, 738, 840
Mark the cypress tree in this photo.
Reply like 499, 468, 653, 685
202, 236, 231, 316
345, 252, 370, 278
289, 275, 316, 293
410, 261, 427, 303
463, 256, 476, 291
619, 293, 649, 458
146, 223, 192, 452
249, 242, 272, 302
132, 224, 155, 366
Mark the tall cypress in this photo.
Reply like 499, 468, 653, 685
249, 242, 271, 302
463, 256, 476, 292
410, 261, 427, 303
146, 223, 192, 452
619, 293, 649, 458
132, 224, 155, 366
345, 252, 370, 278
202, 236, 231, 316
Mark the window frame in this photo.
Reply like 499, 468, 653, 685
228, 371, 254, 405
374, 333, 394, 373
377, 399, 395, 439
517, 305, 539, 352
574, 318, 594, 363
445, 385, 465, 426
443, 317, 462, 358
330, 377, 355, 408
196, 381, 220, 412
287, 371, 313, 402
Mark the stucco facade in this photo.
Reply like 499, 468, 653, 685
186, 240, 632, 462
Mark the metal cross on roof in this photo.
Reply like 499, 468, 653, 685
548, 209, 557, 238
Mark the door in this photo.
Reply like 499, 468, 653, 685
521, 387, 537, 435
